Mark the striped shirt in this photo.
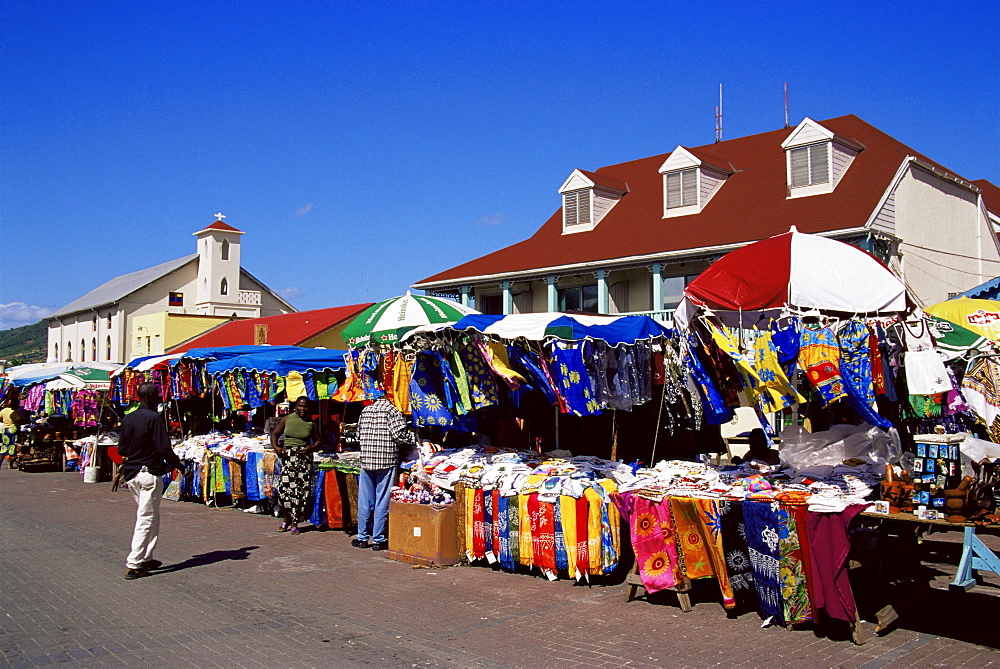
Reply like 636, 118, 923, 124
357, 397, 410, 470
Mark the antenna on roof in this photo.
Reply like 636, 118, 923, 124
714, 83, 723, 143
783, 82, 789, 128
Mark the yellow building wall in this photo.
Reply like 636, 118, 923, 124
300, 324, 351, 351
131, 312, 233, 355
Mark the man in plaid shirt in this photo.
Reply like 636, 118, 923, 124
353, 396, 412, 551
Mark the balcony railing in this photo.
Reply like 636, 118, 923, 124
238, 290, 262, 305
616, 308, 676, 324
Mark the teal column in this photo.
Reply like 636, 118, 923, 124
597, 269, 609, 314
652, 262, 663, 313
502, 280, 513, 315
546, 275, 557, 312
460, 285, 471, 308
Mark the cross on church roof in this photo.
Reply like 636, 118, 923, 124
214, 212, 226, 220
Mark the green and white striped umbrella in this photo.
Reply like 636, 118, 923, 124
341, 292, 478, 348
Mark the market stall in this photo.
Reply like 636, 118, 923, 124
4, 362, 121, 471
365, 232, 1000, 642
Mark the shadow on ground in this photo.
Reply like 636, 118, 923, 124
155, 546, 259, 574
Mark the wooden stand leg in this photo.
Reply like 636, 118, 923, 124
624, 563, 642, 603
851, 611, 866, 645
624, 563, 692, 612
674, 586, 693, 613
952, 526, 1000, 591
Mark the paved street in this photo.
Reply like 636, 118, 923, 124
2, 469, 999, 668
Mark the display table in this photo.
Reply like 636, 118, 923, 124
861, 511, 1000, 590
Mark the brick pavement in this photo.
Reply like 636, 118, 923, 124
2, 469, 999, 668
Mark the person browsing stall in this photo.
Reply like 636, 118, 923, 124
731, 428, 781, 466
0, 397, 22, 469
270, 396, 319, 535
118, 383, 185, 579
353, 395, 412, 551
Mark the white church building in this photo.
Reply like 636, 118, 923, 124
46, 215, 295, 364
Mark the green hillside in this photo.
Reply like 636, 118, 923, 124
0, 320, 48, 365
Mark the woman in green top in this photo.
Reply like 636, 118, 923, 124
270, 396, 318, 534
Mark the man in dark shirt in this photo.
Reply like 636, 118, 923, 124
118, 383, 184, 579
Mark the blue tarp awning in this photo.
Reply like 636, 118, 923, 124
177, 345, 305, 362
447, 313, 672, 345
958, 276, 1000, 301
204, 347, 347, 376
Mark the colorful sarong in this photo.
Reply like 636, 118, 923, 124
519, 493, 533, 566
508, 494, 520, 566
471, 487, 486, 561
719, 501, 758, 611
611, 492, 681, 593
560, 496, 578, 578
584, 486, 603, 575
497, 494, 513, 570
778, 504, 812, 623
576, 495, 590, 579
806, 505, 865, 622
743, 500, 785, 625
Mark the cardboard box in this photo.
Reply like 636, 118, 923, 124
387, 499, 460, 567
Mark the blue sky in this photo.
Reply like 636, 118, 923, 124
2, 0, 997, 329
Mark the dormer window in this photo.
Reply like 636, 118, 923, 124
789, 143, 829, 187
666, 168, 698, 209
659, 147, 731, 218
782, 117, 863, 198
563, 189, 592, 228
558, 169, 628, 234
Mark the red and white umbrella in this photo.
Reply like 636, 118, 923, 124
683, 228, 906, 315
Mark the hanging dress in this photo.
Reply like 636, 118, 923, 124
901, 318, 951, 395
457, 337, 500, 410
838, 319, 893, 429
686, 338, 735, 426
409, 352, 460, 428
751, 326, 805, 412
550, 343, 601, 416
798, 323, 847, 406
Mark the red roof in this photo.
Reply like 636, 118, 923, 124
194, 220, 244, 235
576, 169, 630, 193
973, 179, 1000, 216
169, 303, 374, 353
416, 115, 968, 286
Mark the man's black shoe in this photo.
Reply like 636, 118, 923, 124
370, 541, 389, 551
350, 539, 368, 548
138, 559, 162, 570
124, 568, 147, 580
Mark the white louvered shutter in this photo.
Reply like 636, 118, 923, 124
666, 172, 682, 208
666, 169, 697, 208
790, 147, 809, 187
564, 190, 591, 226
682, 169, 697, 206
810, 142, 829, 184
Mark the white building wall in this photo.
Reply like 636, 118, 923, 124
894, 165, 1000, 305
592, 188, 623, 224
832, 143, 858, 186
700, 170, 724, 204
871, 190, 896, 235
